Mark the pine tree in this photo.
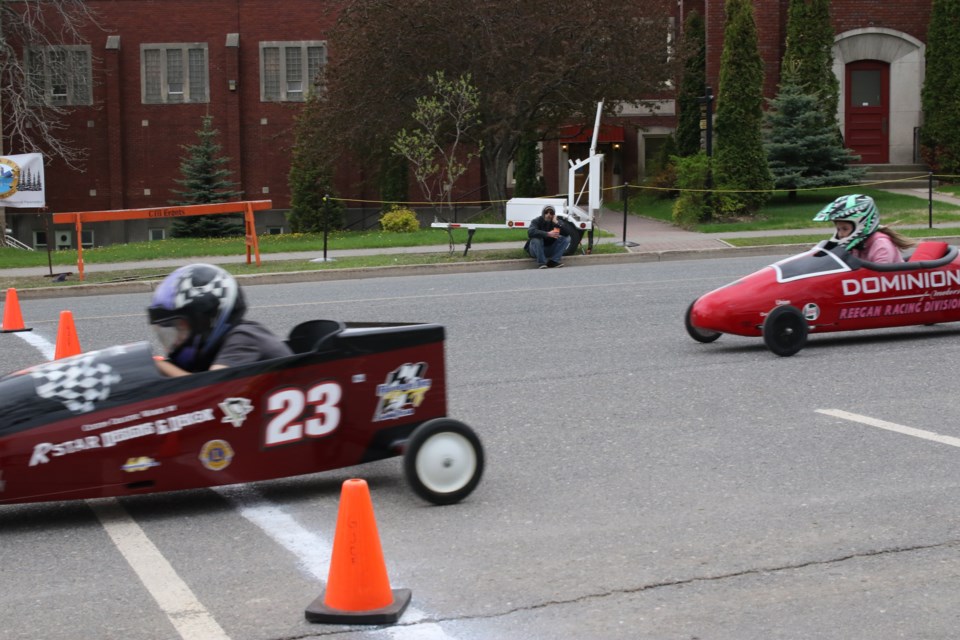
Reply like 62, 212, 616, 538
781, 0, 839, 127
765, 70, 864, 199
169, 116, 244, 238
920, 0, 960, 176
713, 0, 773, 216
676, 9, 706, 157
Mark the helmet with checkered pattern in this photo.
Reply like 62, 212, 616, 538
147, 264, 246, 371
813, 194, 879, 250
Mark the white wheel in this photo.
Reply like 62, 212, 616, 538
403, 419, 484, 505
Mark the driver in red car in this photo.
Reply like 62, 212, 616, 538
814, 194, 915, 264
147, 263, 292, 377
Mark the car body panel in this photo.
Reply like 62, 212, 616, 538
0, 321, 447, 505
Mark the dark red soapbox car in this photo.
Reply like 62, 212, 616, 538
685, 240, 960, 356
0, 320, 483, 505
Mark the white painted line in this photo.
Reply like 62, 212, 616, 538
214, 485, 332, 583
14, 330, 55, 361
817, 409, 960, 448
89, 499, 231, 640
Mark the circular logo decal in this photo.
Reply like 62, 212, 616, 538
0, 158, 20, 200
199, 439, 234, 471
802, 303, 820, 321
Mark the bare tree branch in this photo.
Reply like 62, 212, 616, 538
1, 0, 100, 168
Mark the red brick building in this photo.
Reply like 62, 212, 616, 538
695, 0, 932, 165
3, 0, 935, 248
7, 0, 341, 248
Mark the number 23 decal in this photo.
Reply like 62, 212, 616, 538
264, 382, 342, 447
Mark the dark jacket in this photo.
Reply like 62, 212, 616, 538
526, 215, 568, 247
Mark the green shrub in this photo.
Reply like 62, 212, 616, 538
379, 207, 421, 232
645, 136, 679, 199
671, 152, 711, 226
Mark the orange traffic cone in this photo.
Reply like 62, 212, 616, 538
305, 479, 411, 625
1, 288, 32, 333
54, 310, 82, 359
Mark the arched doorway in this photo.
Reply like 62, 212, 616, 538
833, 28, 925, 165
845, 60, 890, 164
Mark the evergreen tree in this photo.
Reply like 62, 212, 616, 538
676, 9, 706, 157
920, 0, 960, 176
169, 116, 244, 238
513, 138, 545, 197
287, 95, 345, 232
765, 70, 864, 199
713, 0, 773, 216
781, 0, 839, 126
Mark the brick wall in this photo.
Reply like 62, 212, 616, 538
705, 0, 932, 103
18, 0, 341, 215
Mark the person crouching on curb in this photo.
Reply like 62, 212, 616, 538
524, 205, 570, 268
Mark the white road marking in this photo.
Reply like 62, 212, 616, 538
817, 408, 960, 448
215, 485, 332, 582
14, 330, 55, 360
89, 499, 231, 640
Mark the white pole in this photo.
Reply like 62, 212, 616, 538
589, 100, 603, 157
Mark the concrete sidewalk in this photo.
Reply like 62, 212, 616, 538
4, 187, 960, 282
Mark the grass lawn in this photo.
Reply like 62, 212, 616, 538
0, 224, 616, 270
0, 227, 531, 270
629, 186, 960, 232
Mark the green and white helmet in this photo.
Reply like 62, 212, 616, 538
813, 194, 879, 250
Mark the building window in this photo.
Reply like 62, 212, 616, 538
148, 228, 166, 241
80, 229, 94, 249
266, 226, 284, 235
141, 43, 208, 104
25, 46, 92, 106
260, 41, 326, 102
33, 231, 48, 250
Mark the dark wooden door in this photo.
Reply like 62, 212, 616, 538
845, 60, 890, 164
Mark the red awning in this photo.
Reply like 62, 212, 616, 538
559, 124, 624, 144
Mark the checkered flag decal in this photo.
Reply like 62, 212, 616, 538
174, 268, 236, 309
30, 355, 122, 414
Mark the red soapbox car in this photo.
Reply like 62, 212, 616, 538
0, 320, 484, 505
685, 240, 960, 356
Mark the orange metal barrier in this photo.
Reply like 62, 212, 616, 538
52, 200, 272, 280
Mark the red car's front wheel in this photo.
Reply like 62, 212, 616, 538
685, 300, 722, 343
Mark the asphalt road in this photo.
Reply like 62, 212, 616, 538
3, 255, 960, 640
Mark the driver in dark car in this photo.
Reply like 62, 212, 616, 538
814, 194, 915, 264
147, 263, 292, 377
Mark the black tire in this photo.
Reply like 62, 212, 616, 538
403, 418, 484, 505
685, 300, 721, 343
561, 219, 582, 256
762, 305, 808, 357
